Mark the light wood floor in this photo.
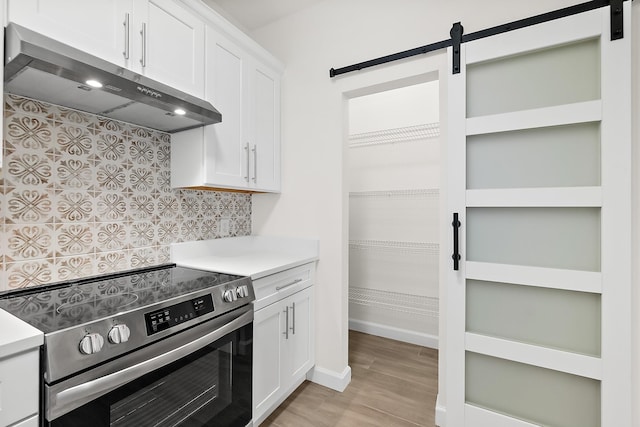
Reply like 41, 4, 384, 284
261, 330, 439, 427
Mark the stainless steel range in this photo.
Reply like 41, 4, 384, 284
0, 264, 255, 427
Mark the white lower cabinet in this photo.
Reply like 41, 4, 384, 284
253, 267, 315, 426
0, 349, 40, 427
253, 295, 286, 421
282, 287, 313, 385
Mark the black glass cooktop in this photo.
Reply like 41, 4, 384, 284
0, 264, 244, 333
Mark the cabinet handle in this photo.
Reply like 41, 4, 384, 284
275, 278, 302, 291
283, 306, 289, 340
244, 143, 250, 182
140, 22, 147, 67
123, 13, 130, 59
290, 302, 296, 335
252, 145, 257, 183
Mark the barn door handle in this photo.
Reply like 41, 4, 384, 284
452, 213, 461, 270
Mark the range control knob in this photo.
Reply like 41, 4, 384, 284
223, 289, 237, 303
108, 324, 131, 344
236, 286, 247, 298
79, 333, 105, 355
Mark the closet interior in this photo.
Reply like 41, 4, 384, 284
348, 80, 440, 348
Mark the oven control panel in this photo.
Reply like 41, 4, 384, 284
145, 294, 214, 335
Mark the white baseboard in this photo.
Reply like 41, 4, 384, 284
349, 318, 439, 349
435, 393, 446, 426
307, 365, 352, 392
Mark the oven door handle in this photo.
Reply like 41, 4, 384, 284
50, 309, 253, 419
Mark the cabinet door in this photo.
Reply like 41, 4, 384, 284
247, 59, 281, 192
284, 287, 314, 383
203, 29, 249, 189
0, 349, 39, 426
133, 0, 204, 97
7, 0, 132, 66
253, 299, 285, 423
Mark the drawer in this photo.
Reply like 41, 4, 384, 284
0, 349, 39, 426
253, 263, 315, 311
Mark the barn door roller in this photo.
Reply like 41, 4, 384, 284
610, 0, 624, 40
450, 22, 463, 75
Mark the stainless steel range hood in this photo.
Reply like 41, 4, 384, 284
4, 23, 221, 133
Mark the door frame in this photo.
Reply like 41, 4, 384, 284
334, 51, 448, 418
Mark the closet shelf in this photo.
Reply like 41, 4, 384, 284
349, 240, 439, 255
349, 188, 439, 199
349, 122, 440, 147
349, 286, 439, 318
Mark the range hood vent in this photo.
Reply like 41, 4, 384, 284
4, 23, 221, 133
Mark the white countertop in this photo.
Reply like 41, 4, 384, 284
171, 236, 319, 279
0, 309, 44, 359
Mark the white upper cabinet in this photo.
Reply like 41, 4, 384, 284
6, 0, 205, 97
132, 0, 205, 97
247, 58, 281, 192
7, 0, 133, 66
172, 23, 282, 193
203, 29, 249, 188
8, 0, 281, 193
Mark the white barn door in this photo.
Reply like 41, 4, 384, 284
446, 3, 631, 426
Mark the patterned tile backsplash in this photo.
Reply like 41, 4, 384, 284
0, 95, 251, 291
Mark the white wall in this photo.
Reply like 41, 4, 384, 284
250, 0, 639, 423
348, 81, 439, 134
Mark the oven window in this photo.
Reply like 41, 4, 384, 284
111, 341, 231, 426
49, 323, 252, 427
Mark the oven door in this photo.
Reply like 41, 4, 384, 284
45, 307, 252, 427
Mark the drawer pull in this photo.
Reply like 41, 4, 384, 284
276, 278, 303, 291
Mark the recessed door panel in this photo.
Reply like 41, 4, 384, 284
467, 123, 600, 189
466, 38, 600, 117
466, 352, 601, 427
466, 207, 601, 271
466, 280, 601, 356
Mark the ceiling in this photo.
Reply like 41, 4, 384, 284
201, 0, 324, 31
